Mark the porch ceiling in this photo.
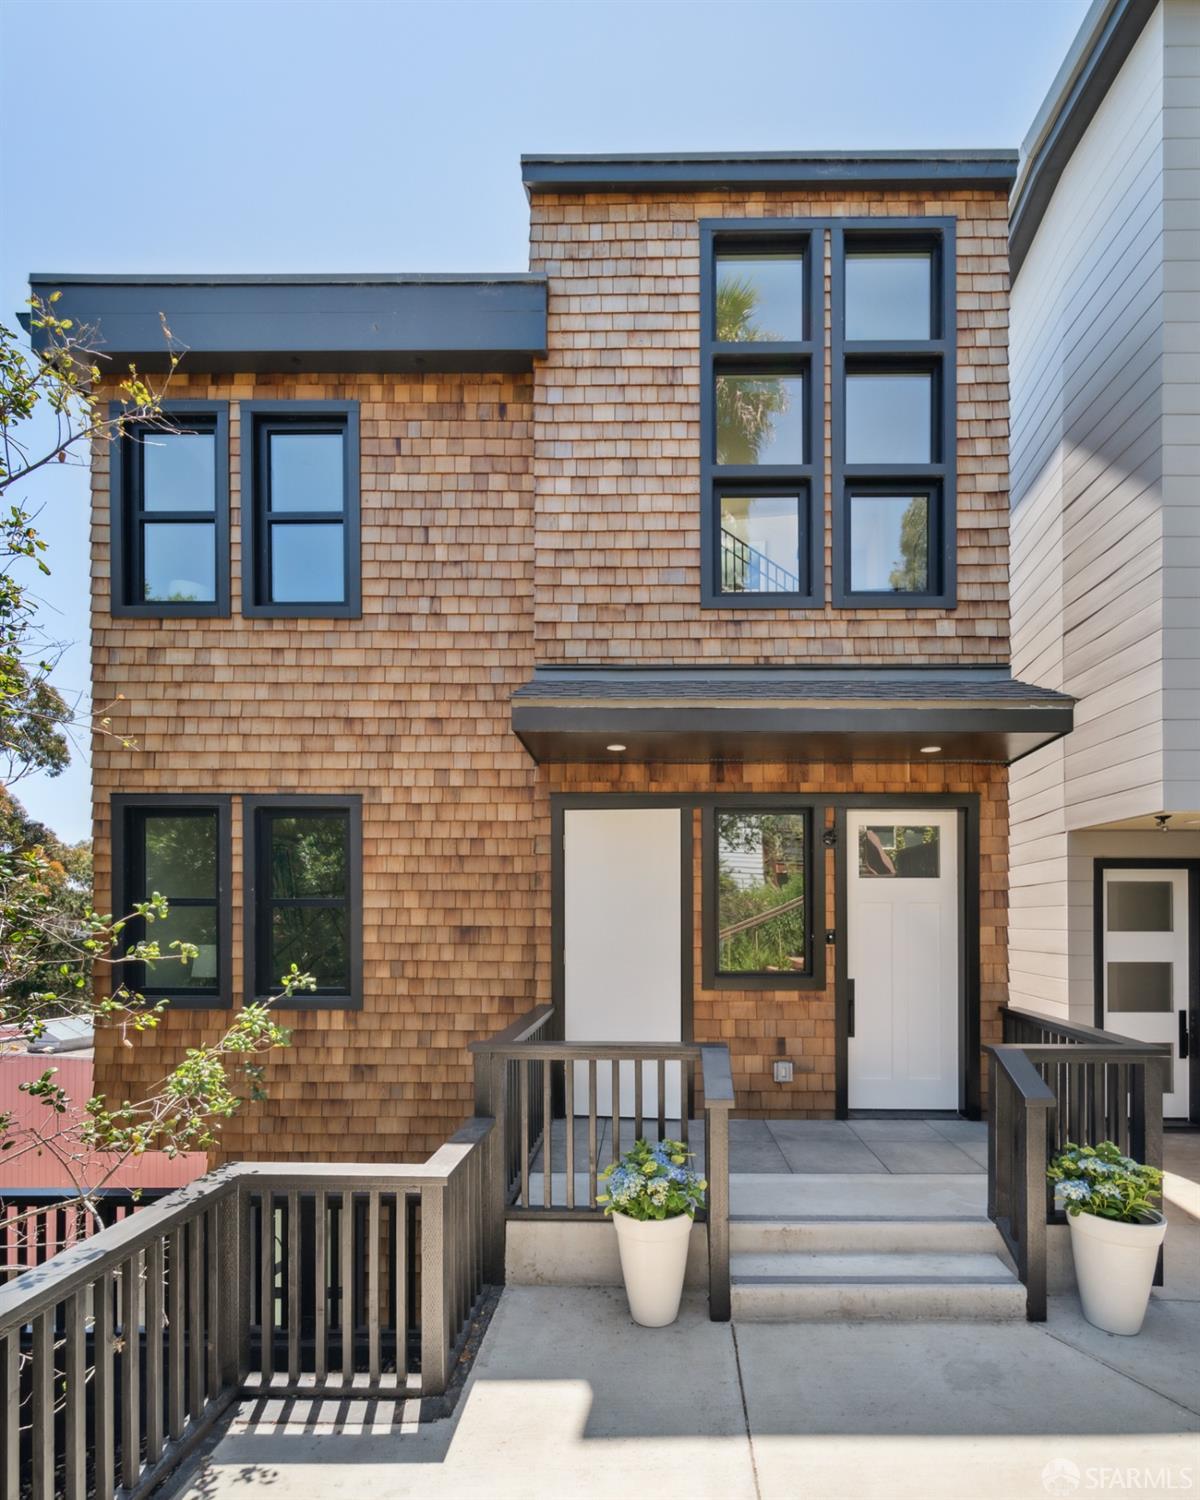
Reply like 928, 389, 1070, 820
511, 667, 1074, 766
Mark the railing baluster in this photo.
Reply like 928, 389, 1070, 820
2, 1332, 18, 1500
681, 1058, 692, 1147
259, 1194, 275, 1384
543, 1058, 553, 1209
286, 1190, 300, 1385
95, 1272, 115, 1500
588, 1059, 598, 1208
395, 1191, 408, 1377
189, 1210, 204, 1413
144, 1238, 164, 1465
657, 1057, 666, 1139
315, 1192, 328, 1385
564, 1060, 575, 1211
368, 1190, 381, 1385
120, 1255, 140, 1491
168, 1226, 185, 1436
634, 1059, 644, 1141
611, 1058, 620, 1164
519, 1060, 530, 1210
207, 1204, 221, 1398
64, 1289, 87, 1498
340, 1191, 353, 1378
31, 1308, 53, 1500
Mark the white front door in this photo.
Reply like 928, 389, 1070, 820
563, 807, 683, 1118
1100, 867, 1190, 1119
847, 809, 960, 1110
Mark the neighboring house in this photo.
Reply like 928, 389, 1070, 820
27, 148, 1076, 1161
1008, 0, 1200, 1123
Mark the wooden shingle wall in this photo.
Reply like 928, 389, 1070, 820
529, 188, 1011, 662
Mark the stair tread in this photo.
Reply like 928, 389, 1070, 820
731, 1250, 1019, 1284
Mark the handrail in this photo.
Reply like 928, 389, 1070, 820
720, 527, 800, 594
1000, 1003, 1167, 1050
468, 1003, 556, 1052
719, 893, 806, 942
985, 1043, 1056, 1107
478, 1040, 705, 1063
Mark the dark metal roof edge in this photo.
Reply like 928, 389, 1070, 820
521, 150, 1018, 194
28, 272, 546, 288
511, 706, 1077, 733
1009, 0, 1157, 279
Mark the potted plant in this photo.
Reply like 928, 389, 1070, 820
598, 1137, 707, 1327
1047, 1140, 1166, 1335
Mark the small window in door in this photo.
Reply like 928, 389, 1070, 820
1106, 961, 1173, 1013
858, 824, 940, 878
1106, 881, 1173, 932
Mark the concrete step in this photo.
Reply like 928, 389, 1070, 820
730, 1216, 1006, 1256
731, 1250, 1026, 1322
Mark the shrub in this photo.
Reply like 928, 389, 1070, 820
1047, 1140, 1163, 1224
597, 1138, 707, 1222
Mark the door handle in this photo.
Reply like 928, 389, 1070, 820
1181, 1009, 1191, 1061
847, 978, 856, 1038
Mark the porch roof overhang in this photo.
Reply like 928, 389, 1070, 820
512, 667, 1074, 766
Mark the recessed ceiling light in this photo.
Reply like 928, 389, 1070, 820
920, 745, 942, 754
606, 743, 627, 753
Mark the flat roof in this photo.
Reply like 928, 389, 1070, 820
521, 150, 1018, 195
22, 273, 548, 375
1009, 0, 1157, 278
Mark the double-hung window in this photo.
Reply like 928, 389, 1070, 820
241, 401, 361, 617
700, 222, 822, 607
111, 403, 230, 615
244, 796, 362, 1009
113, 795, 232, 1007
832, 222, 956, 607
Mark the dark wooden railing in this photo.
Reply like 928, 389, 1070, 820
1, 1189, 175, 1285
987, 1004, 1170, 1321
0, 1122, 496, 1500
471, 1007, 735, 1321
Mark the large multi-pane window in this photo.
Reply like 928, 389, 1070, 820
834, 225, 955, 607
702, 805, 823, 990
701, 225, 821, 607
116, 797, 231, 1006
112, 404, 229, 615
246, 797, 362, 1008
242, 402, 361, 618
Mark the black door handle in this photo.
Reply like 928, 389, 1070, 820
848, 978, 856, 1038
1181, 1009, 1190, 1061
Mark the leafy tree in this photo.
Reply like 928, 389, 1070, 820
714, 275, 790, 465
889, 495, 929, 592
0, 298, 303, 1242
716, 813, 807, 973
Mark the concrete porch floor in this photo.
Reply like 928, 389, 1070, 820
174, 1135, 1200, 1500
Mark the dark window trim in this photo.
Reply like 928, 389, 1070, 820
700, 800, 826, 991
841, 479, 945, 607
240, 400, 361, 619
109, 401, 230, 618
1092, 857, 1199, 1125
111, 793, 233, 1010
830, 219, 957, 610
243, 794, 363, 1010
699, 219, 824, 609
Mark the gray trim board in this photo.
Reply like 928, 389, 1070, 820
24, 274, 548, 374
1009, 0, 1158, 279
521, 151, 1018, 195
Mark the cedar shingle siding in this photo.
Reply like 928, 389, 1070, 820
91, 184, 1012, 1155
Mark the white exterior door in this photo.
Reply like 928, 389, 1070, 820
1100, 868, 1190, 1119
847, 809, 960, 1110
563, 808, 683, 1118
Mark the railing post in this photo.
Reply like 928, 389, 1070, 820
219, 1186, 242, 1389
1021, 1099, 1049, 1322
705, 1099, 731, 1322
474, 1051, 508, 1285
420, 1181, 451, 1395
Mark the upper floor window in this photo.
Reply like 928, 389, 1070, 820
700, 223, 823, 608
244, 795, 362, 1009
113, 795, 232, 1007
241, 401, 361, 618
833, 224, 956, 608
110, 403, 230, 616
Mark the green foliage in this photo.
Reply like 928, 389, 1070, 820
714, 276, 790, 465
716, 812, 806, 973
889, 495, 929, 592
597, 1138, 707, 1222
1047, 1140, 1164, 1224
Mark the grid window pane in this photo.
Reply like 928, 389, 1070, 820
716, 374, 804, 465
845, 253, 932, 340
269, 814, 348, 900
1107, 881, 1173, 933
845, 372, 933, 464
850, 493, 930, 593
142, 430, 216, 512
143, 814, 217, 899
143, 522, 216, 603
268, 431, 345, 512
1107, 961, 1173, 1013
715, 253, 804, 342
270, 907, 348, 991
716, 811, 807, 975
859, 825, 940, 878
719, 495, 802, 594
144, 905, 219, 990
269, 522, 345, 603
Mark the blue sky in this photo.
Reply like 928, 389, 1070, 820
1, 0, 1089, 842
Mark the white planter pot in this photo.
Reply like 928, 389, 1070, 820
1067, 1208, 1167, 1336
611, 1211, 693, 1327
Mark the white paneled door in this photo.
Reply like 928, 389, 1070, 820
847, 809, 960, 1110
563, 807, 683, 1119
1100, 867, 1191, 1119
